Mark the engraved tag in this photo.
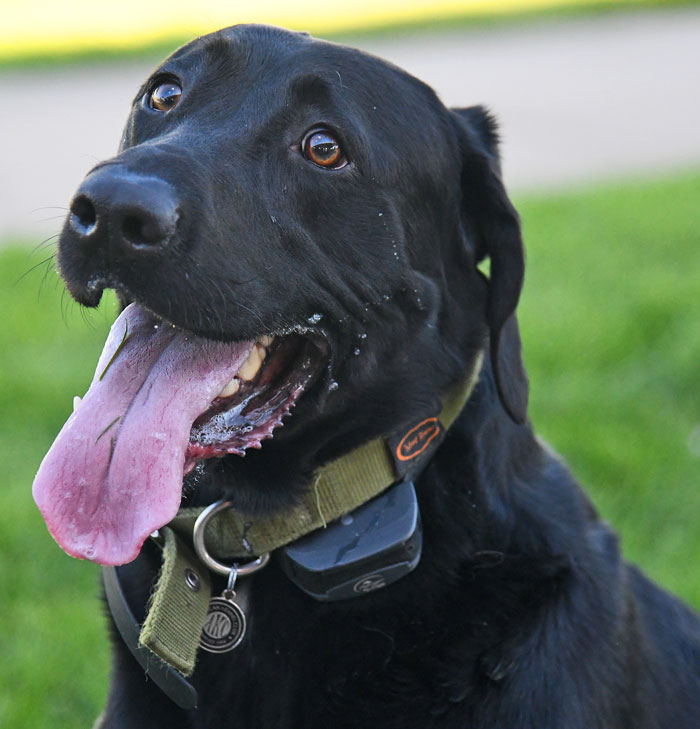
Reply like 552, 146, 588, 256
200, 593, 246, 654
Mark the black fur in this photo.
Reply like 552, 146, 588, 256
56, 26, 700, 729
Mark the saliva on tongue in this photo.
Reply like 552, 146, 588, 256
32, 303, 255, 566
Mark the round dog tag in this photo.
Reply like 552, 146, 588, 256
200, 594, 247, 653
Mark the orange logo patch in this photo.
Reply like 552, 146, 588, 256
396, 418, 441, 462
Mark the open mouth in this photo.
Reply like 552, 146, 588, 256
32, 302, 328, 566
187, 332, 326, 466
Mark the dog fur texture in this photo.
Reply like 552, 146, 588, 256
54, 25, 700, 729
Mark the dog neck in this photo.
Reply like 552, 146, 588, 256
170, 350, 487, 562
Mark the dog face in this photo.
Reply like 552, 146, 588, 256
41, 25, 527, 564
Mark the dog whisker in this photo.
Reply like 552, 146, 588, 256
15, 253, 56, 287
35, 214, 69, 224
32, 233, 60, 254
30, 205, 70, 213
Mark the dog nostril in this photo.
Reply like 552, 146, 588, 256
70, 195, 97, 235
122, 214, 146, 246
121, 212, 167, 247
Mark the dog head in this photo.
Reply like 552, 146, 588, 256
38, 25, 528, 564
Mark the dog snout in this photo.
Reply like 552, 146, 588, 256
68, 167, 179, 255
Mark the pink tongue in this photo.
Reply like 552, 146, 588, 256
32, 304, 253, 566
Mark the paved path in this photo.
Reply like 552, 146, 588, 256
1, 6, 699, 241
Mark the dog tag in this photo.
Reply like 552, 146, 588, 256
200, 567, 247, 654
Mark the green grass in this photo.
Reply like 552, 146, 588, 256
1, 170, 699, 726
518, 172, 700, 604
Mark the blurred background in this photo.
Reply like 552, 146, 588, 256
1, 0, 699, 726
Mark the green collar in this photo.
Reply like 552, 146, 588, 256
105, 352, 484, 697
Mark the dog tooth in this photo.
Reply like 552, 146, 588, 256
258, 335, 274, 348
73, 396, 82, 411
218, 378, 240, 399
253, 342, 267, 368
238, 344, 265, 381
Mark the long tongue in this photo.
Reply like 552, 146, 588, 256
32, 304, 253, 566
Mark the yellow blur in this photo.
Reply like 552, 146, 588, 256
1, 0, 604, 59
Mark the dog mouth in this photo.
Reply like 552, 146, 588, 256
32, 302, 328, 566
186, 331, 326, 466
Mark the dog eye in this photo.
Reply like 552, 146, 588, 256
302, 129, 347, 169
148, 80, 182, 112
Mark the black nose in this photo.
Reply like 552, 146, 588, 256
68, 167, 179, 253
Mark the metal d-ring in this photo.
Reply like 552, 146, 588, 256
192, 499, 270, 577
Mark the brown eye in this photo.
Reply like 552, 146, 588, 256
302, 129, 347, 169
148, 80, 182, 112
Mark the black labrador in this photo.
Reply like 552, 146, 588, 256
42, 24, 700, 728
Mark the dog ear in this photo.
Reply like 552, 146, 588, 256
450, 105, 528, 424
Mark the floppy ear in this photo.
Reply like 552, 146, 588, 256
450, 105, 529, 424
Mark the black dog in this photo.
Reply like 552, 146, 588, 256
40, 25, 699, 728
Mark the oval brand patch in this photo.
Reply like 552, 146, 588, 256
396, 418, 441, 462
